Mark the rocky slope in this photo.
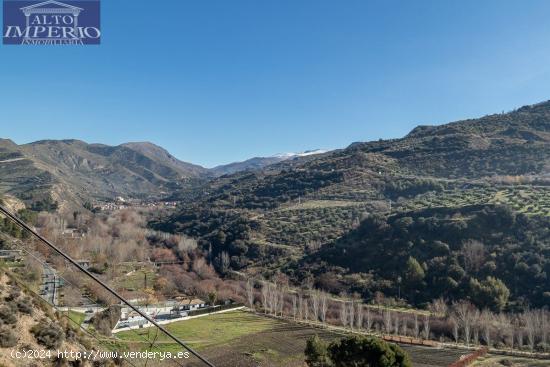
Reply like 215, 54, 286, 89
0, 139, 208, 208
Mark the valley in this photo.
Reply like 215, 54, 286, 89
1, 100, 550, 367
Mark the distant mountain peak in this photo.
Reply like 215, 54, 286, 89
272, 149, 328, 159
0, 139, 208, 208
210, 149, 329, 176
121, 141, 170, 154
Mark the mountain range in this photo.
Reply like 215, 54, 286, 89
2, 101, 550, 210
0, 137, 327, 209
1, 99, 550, 307
151, 100, 550, 308
210, 149, 327, 176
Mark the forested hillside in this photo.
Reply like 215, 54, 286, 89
308, 205, 550, 309
157, 100, 550, 310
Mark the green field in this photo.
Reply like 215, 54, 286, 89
113, 310, 468, 367
114, 311, 343, 366
62, 310, 86, 328
114, 266, 157, 291
473, 355, 550, 367
116, 311, 283, 352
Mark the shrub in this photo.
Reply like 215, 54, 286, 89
5, 287, 21, 302
305, 335, 412, 367
0, 326, 17, 347
90, 306, 121, 337
30, 320, 64, 349
0, 305, 17, 324
17, 297, 33, 315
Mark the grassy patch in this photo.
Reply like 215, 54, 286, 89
114, 267, 157, 291
58, 310, 86, 330
473, 355, 550, 367
115, 310, 278, 352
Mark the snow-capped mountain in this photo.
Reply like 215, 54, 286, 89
211, 149, 328, 176
272, 149, 328, 159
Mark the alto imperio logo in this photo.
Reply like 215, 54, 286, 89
3, 0, 100, 45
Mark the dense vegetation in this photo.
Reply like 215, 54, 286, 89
307, 205, 549, 309
305, 335, 412, 367
155, 101, 550, 312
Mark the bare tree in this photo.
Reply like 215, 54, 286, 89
320, 292, 328, 324
414, 314, 419, 339
311, 290, 320, 322
471, 309, 481, 346
245, 279, 254, 309
177, 236, 197, 253
461, 240, 485, 274
261, 282, 269, 314
278, 289, 284, 316
498, 313, 513, 350
510, 326, 516, 350
422, 315, 430, 340
383, 309, 392, 334
450, 315, 459, 343
401, 317, 408, 336
266, 283, 273, 314
515, 317, 524, 349
518, 329, 524, 348
523, 310, 537, 351
292, 294, 298, 320
269, 283, 278, 315
298, 293, 304, 320
540, 310, 548, 347
365, 308, 372, 332
454, 301, 475, 346
480, 310, 492, 347
340, 301, 349, 328
348, 301, 355, 330
356, 303, 364, 330
394, 314, 400, 335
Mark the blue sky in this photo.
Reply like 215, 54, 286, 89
1, 0, 550, 167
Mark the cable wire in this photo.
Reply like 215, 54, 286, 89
0, 204, 216, 367
6, 241, 186, 367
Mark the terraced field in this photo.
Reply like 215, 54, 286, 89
258, 204, 368, 248
400, 185, 550, 217
252, 183, 550, 261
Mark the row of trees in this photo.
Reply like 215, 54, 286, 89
449, 301, 549, 351
247, 280, 331, 324
245, 279, 550, 352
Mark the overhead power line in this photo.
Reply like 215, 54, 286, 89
0, 204, 216, 367
8, 242, 185, 367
